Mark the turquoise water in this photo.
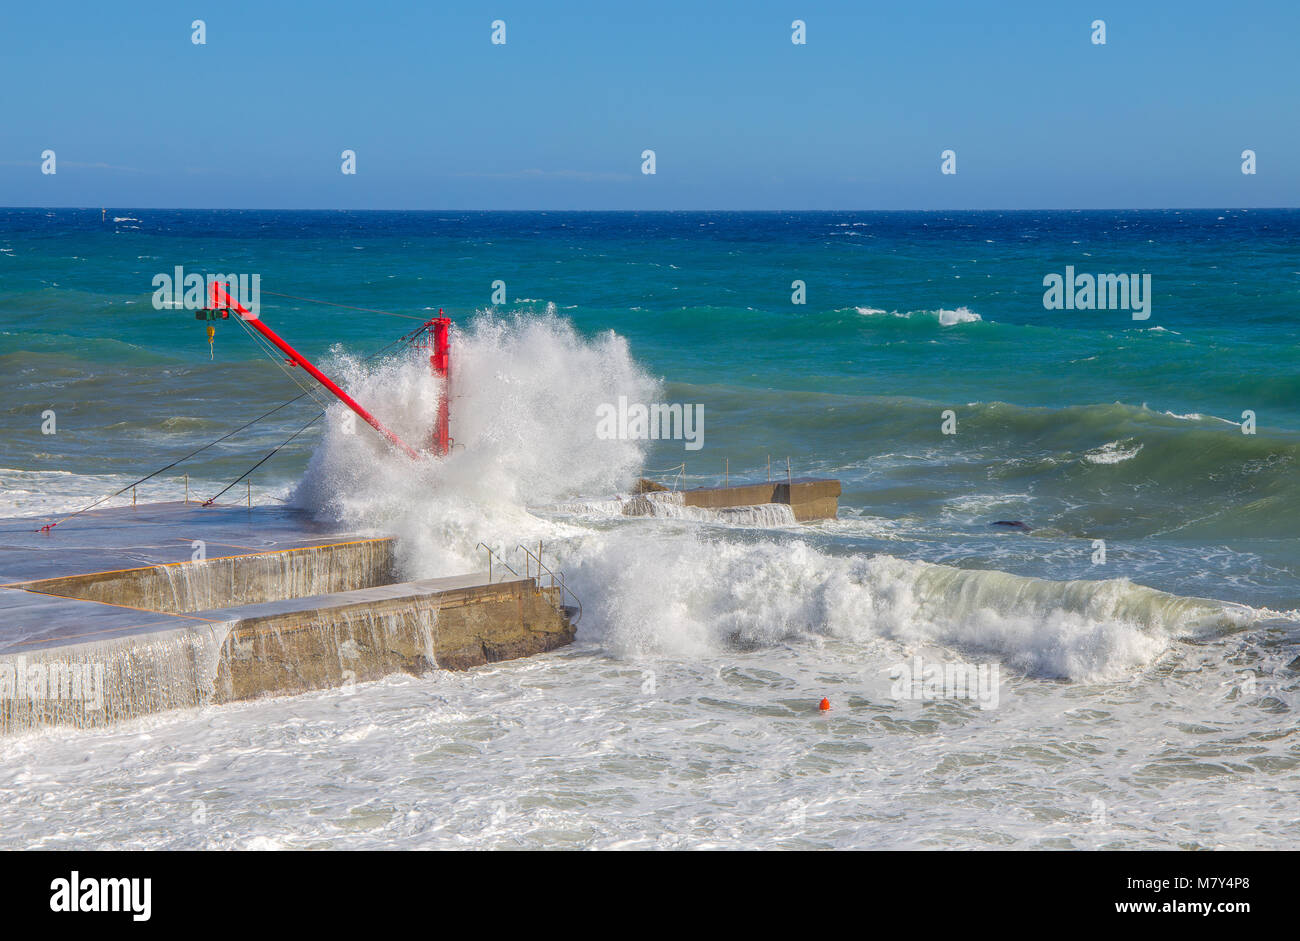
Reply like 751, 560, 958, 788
3, 208, 1296, 608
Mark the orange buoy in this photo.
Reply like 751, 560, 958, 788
818, 697, 830, 711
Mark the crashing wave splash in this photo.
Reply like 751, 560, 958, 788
289, 307, 1263, 685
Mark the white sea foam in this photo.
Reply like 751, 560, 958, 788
936, 306, 982, 325
549, 491, 797, 528
291, 307, 659, 576
1158, 408, 1241, 427
1084, 439, 1144, 464
853, 305, 982, 325
0, 468, 286, 518
561, 530, 1253, 681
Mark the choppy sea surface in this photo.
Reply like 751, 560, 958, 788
0, 209, 1297, 849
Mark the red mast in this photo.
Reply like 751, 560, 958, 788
428, 310, 451, 456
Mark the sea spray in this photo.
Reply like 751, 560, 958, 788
292, 308, 659, 577
288, 308, 1264, 685
558, 530, 1256, 682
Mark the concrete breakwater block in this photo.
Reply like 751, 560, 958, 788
0, 503, 575, 734
632, 477, 841, 522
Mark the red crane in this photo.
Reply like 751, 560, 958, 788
205, 282, 450, 460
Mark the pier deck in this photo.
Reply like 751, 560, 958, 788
0, 503, 574, 733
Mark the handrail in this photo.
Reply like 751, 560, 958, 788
516, 542, 583, 625
643, 462, 686, 491
474, 542, 520, 584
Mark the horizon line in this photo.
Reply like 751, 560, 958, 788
2, 205, 1297, 213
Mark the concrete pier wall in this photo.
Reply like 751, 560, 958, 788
0, 573, 574, 735
638, 477, 841, 521
9, 538, 396, 614
0, 623, 227, 735
213, 575, 573, 702
0, 504, 577, 735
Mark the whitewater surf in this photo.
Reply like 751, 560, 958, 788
1, 209, 1296, 850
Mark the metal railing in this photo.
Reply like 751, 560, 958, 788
475, 542, 519, 584
516, 542, 583, 626
642, 462, 686, 491
641, 456, 796, 492
474, 541, 582, 626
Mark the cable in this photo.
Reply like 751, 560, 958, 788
261, 289, 426, 321
197, 325, 432, 505
32, 392, 315, 533
230, 313, 335, 411
35, 323, 433, 533
201, 413, 325, 507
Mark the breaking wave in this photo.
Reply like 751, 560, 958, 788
853, 305, 983, 325
289, 309, 1273, 685
562, 530, 1257, 682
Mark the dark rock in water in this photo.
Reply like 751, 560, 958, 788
990, 520, 1032, 531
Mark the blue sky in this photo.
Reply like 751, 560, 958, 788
1, 0, 1296, 209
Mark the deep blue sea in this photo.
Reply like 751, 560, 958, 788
1, 209, 1297, 849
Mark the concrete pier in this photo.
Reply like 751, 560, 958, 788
0, 503, 574, 734
633, 477, 841, 521
0, 474, 840, 734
